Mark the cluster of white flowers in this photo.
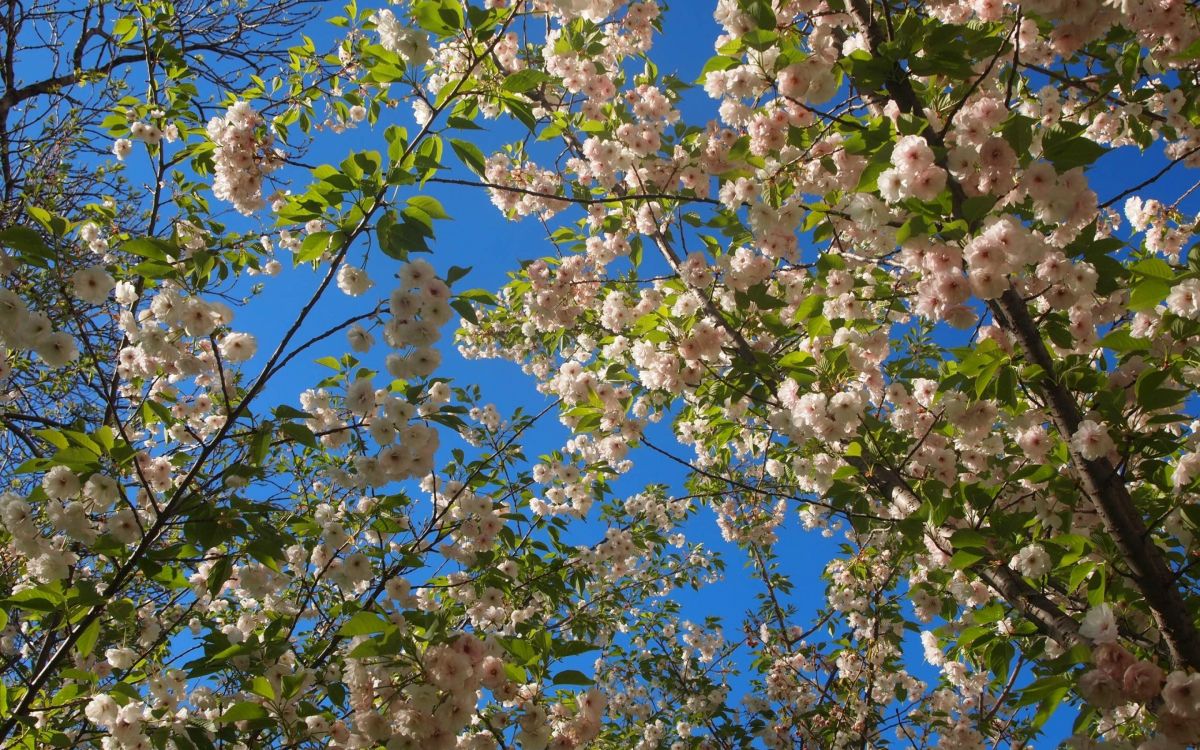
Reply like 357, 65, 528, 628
78, 222, 110, 255
2, 467, 130, 585
484, 154, 567, 219
1, 490, 76, 582
207, 101, 281, 215
371, 8, 432, 67
432, 480, 506, 563
1073, 636, 1200, 745
0, 286, 78, 367
381, 259, 452, 377
777, 380, 869, 443
336, 264, 374, 296
129, 121, 163, 145
879, 135, 949, 203
85, 694, 149, 749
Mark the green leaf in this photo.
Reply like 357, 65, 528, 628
1128, 277, 1171, 311
552, 640, 598, 658
794, 294, 826, 321
35, 429, 69, 450
0, 226, 52, 259
123, 238, 176, 261
1068, 561, 1096, 591
972, 602, 1006, 625
207, 556, 232, 598
219, 702, 268, 723
208, 639, 256, 661
296, 231, 334, 263
51, 446, 103, 471
338, 611, 390, 636
1132, 257, 1174, 281
112, 17, 139, 43
699, 55, 741, 78
502, 69, 551, 93
746, 0, 776, 30
950, 529, 988, 550
1098, 329, 1149, 353
1087, 565, 1107, 606
385, 125, 409, 164
1033, 682, 1071, 729
75, 619, 101, 658
458, 288, 496, 304
741, 28, 778, 51
3, 584, 64, 612
962, 196, 997, 226
450, 138, 486, 176
92, 426, 116, 453
26, 205, 68, 237
280, 422, 317, 449
352, 150, 382, 181
407, 195, 450, 220
347, 627, 405, 658
957, 624, 993, 648
249, 423, 273, 466
451, 297, 479, 325
500, 637, 536, 665
1135, 368, 1187, 412
1001, 115, 1035, 163
274, 405, 313, 420
949, 550, 985, 570
248, 676, 275, 700
1042, 124, 1107, 170
989, 640, 1014, 681
975, 358, 1003, 398
413, 0, 463, 34
551, 669, 594, 686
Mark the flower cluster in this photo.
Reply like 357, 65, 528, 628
207, 101, 282, 215
0, 286, 78, 367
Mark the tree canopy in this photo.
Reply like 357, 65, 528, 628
2, 0, 1200, 748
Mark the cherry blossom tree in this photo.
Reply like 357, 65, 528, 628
3, 0, 1200, 748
